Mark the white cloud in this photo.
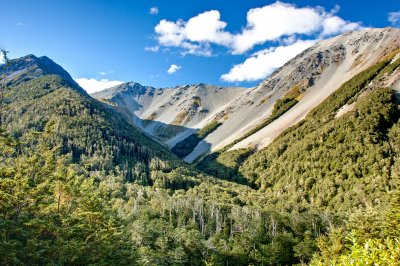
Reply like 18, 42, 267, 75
180, 42, 212, 56
149, 7, 159, 15
167, 64, 181, 74
152, 2, 362, 55
76, 78, 124, 94
16, 22, 24, 26
0, 53, 4, 64
221, 40, 315, 82
184, 10, 232, 45
145, 46, 160, 52
388, 11, 400, 26
155, 19, 186, 46
154, 10, 231, 55
320, 16, 362, 37
231, 3, 322, 54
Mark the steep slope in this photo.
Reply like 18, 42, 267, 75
0, 54, 342, 265
1, 54, 82, 91
198, 54, 400, 185
2, 52, 400, 265
92, 82, 245, 147
229, 27, 400, 152
194, 27, 400, 161
93, 28, 400, 163
239, 59, 400, 210
0, 55, 203, 188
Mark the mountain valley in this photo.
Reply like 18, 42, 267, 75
1, 27, 400, 265
93, 28, 400, 165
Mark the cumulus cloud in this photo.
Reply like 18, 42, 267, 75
76, 78, 124, 94
388, 11, 400, 26
184, 10, 232, 45
149, 7, 159, 15
154, 10, 231, 55
231, 3, 322, 54
155, 19, 186, 46
320, 15, 362, 36
167, 64, 181, 74
153, 2, 362, 55
221, 40, 315, 82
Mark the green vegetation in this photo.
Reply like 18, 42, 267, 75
172, 110, 188, 125
2, 74, 203, 189
240, 58, 398, 211
1, 52, 400, 265
153, 123, 187, 142
311, 195, 400, 265
241, 86, 399, 210
1, 67, 332, 265
197, 56, 400, 263
196, 148, 253, 185
172, 120, 222, 158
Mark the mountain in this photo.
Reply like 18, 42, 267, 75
0, 54, 82, 90
0, 53, 220, 264
0, 54, 206, 188
229, 27, 400, 151
93, 27, 400, 163
92, 82, 245, 147
1, 52, 339, 265
2, 27, 400, 265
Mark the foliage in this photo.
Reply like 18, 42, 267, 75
0, 70, 331, 265
239, 58, 399, 211
2, 75, 204, 190
311, 195, 400, 265
196, 148, 253, 185
1, 53, 400, 265
172, 120, 221, 158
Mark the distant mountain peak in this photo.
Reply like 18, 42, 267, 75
91, 81, 153, 99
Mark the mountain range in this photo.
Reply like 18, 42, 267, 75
1, 27, 400, 265
92, 27, 400, 163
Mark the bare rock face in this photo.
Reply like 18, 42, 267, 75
92, 82, 245, 146
92, 28, 400, 163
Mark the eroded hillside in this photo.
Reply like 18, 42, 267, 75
92, 28, 400, 164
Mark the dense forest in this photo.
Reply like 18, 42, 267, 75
1, 51, 400, 265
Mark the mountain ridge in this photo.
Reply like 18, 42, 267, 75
2, 28, 400, 266
92, 81, 247, 147
92, 27, 400, 162
0, 54, 83, 92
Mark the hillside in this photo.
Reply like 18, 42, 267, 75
1, 28, 400, 265
0, 53, 339, 265
93, 27, 400, 163
230, 27, 400, 151
92, 82, 245, 148
0, 55, 204, 188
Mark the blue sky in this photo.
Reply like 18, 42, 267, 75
1, 0, 399, 92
